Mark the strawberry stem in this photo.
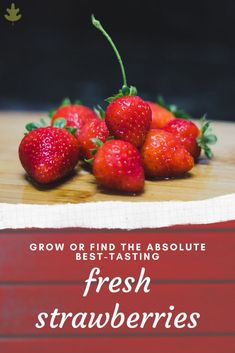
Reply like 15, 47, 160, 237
91, 14, 128, 90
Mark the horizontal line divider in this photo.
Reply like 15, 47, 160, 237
0, 332, 234, 339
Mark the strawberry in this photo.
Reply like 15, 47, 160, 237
164, 118, 201, 160
164, 116, 217, 159
51, 98, 98, 137
141, 129, 194, 178
19, 121, 80, 184
105, 96, 152, 148
78, 118, 109, 159
147, 101, 175, 129
93, 140, 144, 193
92, 15, 152, 148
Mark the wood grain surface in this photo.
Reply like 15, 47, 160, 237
0, 112, 235, 204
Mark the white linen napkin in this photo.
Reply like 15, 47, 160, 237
0, 193, 235, 229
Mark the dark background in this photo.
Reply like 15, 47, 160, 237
0, 0, 234, 120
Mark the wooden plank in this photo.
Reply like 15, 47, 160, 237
1, 337, 235, 353
0, 113, 235, 204
0, 229, 234, 282
0, 284, 234, 335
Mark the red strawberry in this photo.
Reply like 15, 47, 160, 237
78, 119, 109, 159
147, 101, 175, 129
51, 99, 98, 137
164, 118, 201, 159
91, 15, 152, 148
93, 140, 144, 193
19, 126, 80, 184
164, 116, 217, 160
105, 96, 152, 148
141, 129, 194, 178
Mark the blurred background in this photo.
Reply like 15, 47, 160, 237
0, 0, 234, 120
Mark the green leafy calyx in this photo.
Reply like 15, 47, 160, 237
156, 95, 191, 120
60, 97, 71, 107
91, 138, 104, 148
53, 118, 67, 128
48, 109, 56, 118
66, 127, 77, 135
25, 118, 47, 132
84, 157, 94, 164
84, 138, 105, 164
53, 118, 77, 135
93, 105, 105, 119
74, 99, 82, 105
106, 85, 138, 103
196, 115, 217, 159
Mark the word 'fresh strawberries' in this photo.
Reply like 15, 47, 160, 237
141, 129, 194, 178
78, 119, 109, 159
93, 140, 144, 193
19, 126, 80, 184
51, 101, 98, 137
147, 101, 175, 129
105, 96, 152, 148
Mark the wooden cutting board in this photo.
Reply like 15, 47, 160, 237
0, 112, 234, 204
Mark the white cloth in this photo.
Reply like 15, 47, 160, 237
0, 193, 235, 230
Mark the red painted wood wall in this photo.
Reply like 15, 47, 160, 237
0, 222, 235, 352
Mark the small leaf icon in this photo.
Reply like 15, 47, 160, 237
4, 3, 22, 23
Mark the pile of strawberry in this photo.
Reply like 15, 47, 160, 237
18, 15, 217, 194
